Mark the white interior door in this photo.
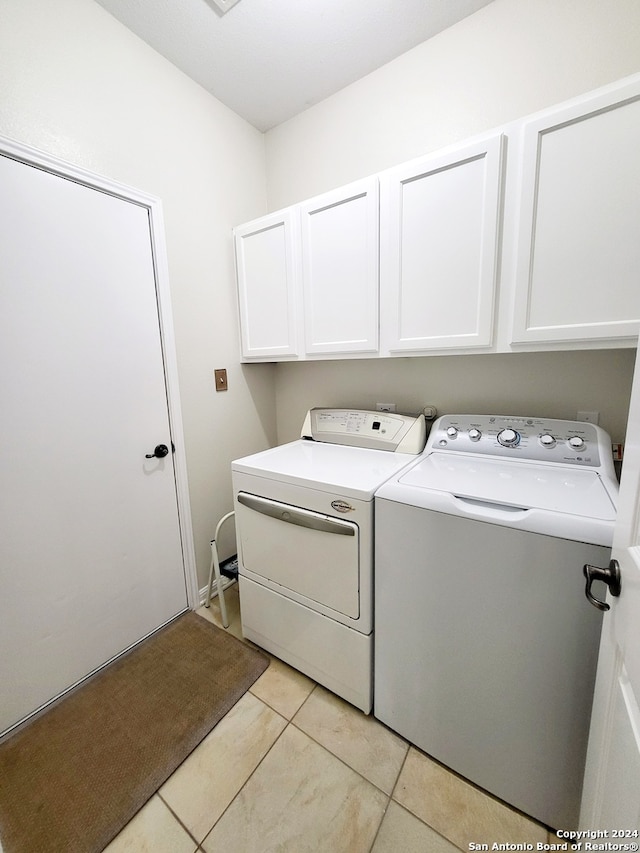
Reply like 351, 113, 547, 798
581, 343, 640, 829
0, 146, 190, 737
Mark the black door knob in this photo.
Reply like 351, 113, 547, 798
583, 559, 621, 611
145, 444, 169, 459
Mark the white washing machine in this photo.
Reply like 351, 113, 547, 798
374, 414, 619, 829
232, 408, 426, 713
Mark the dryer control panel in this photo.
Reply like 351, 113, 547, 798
429, 414, 615, 474
301, 408, 426, 454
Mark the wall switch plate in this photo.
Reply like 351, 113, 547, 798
376, 403, 396, 412
214, 368, 228, 391
577, 410, 599, 424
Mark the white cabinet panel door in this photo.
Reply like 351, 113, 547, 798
380, 134, 503, 354
512, 76, 640, 344
300, 178, 379, 356
234, 209, 300, 360
0, 149, 189, 736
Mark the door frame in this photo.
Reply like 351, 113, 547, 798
0, 134, 199, 608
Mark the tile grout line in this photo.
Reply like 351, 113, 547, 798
195, 702, 293, 849
286, 715, 407, 801
199, 607, 399, 847
366, 784, 395, 852
248, 672, 463, 848
191, 683, 405, 851
364, 741, 412, 853
204, 605, 551, 849
156, 791, 202, 849
389, 745, 553, 853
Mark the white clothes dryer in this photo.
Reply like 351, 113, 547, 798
232, 408, 426, 713
374, 414, 619, 829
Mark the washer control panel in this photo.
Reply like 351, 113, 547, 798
428, 414, 613, 469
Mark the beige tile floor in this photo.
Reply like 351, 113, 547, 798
104, 586, 554, 853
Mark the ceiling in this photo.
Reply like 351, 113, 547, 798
94, 0, 495, 132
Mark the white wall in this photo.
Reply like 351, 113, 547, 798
0, 0, 274, 588
274, 350, 636, 447
265, 0, 640, 208
265, 0, 640, 446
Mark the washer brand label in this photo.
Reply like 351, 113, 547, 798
331, 500, 354, 513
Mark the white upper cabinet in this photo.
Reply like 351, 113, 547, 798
234, 208, 300, 360
233, 73, 640, 363
511, 76, 640, 345
380, 134, 504, 355
300, 178, 379, 356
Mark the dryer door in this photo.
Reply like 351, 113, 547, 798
236, 492, 360, 618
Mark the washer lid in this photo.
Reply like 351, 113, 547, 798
393, 452, 617, 520
232, 439, 419, 500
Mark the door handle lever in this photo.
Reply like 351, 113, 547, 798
583, 559, 621, 612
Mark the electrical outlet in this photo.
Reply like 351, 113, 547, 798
376, 403, 396, 413
577, 411, 599, 425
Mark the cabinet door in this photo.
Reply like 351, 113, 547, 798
300, 178, 379, 356
380, 134, 503, 354
234, 209, 300, 360
511, 76, 640, 345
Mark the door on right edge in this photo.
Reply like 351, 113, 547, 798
581, 340, 640, 830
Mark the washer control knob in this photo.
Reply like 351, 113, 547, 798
497, 428, 520, 447
468, 428, 482, 442
569, 436, 586, 451
446, 426, 459, 439
539, 434, 556, 448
